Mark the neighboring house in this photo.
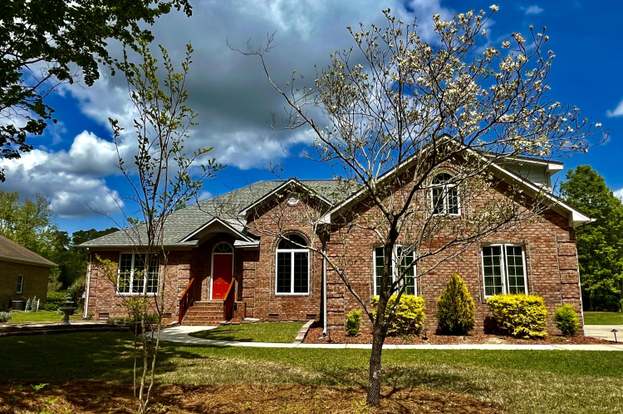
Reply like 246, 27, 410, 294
0, 235, 56, 309
81, 150, 591, 334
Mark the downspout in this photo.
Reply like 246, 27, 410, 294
322, 245, 328, 336
83, 250, 92, 319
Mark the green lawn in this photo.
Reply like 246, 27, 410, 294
0, 331, 622, 413
189, 321, 303, 343
3, 310, 81, 325
584, 311, 623, 325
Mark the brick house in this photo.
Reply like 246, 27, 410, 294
81, 151, 591, 335
0, 235, 56, 309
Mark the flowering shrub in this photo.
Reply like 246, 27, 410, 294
371, 294, 425, 336
486, 294, 547, 339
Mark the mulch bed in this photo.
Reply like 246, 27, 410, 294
304, 327, 614, 345
0, 382, 502, 413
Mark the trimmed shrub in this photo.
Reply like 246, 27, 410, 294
345, 309, 362, 336
371, 294, 425, 336
486, 294, 548, 339
0, 312, 11, 323
436, 273, 476, 335
554, 304, 580, 336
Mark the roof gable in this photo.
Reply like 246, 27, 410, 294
319, 140, 592, 228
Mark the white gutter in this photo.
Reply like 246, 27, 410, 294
83, 250, 92, 319
322, 247, 328, 336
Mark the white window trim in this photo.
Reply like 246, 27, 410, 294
275, 246, 310, 296
481, 244, 528, 297
372, 245, 417, 296
430, 174, 461, 216
116, 252, 160, 296
16, 274, 24, 294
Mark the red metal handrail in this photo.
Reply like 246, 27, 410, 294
178, 277, 199, 324
223, 279, 237, 321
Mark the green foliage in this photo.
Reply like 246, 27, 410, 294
561, 166, 623, 311
0, 191, 119, 290
43, 291, 68, 311
345, 309, 363, 336
554, 304, 580, 336
436, 273, 476, 335
371, 294, 425, 336
0, 0, 192, 174
0, 311, 11, 323
486, 294, 548, 339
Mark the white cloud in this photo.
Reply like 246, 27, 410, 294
61, 0, 450, 171
614, 188, 623, 201
0, 133, 124, 218
606, 99, 623, 118
523, 5, 544, 15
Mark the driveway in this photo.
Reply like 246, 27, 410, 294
584, 325, 623, 342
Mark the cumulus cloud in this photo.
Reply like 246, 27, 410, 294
0, 142, 124, 217
4, 1, 454, 218
606, 99, 623, 118
522, 5, 544, 15
614, 188, 623, 201
61, 0, 450, 171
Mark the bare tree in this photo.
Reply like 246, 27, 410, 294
241, 7, 597, 406
101, 40, 218, 413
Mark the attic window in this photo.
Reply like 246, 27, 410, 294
287, 197, 300, 206
431, 173, 460, 215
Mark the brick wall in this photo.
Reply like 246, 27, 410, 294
85, 250, 192, 321
0, 260, 49, 309
244, 195, 324, 321
325, 176, 583, 336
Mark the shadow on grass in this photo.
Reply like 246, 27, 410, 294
189, 326, 256, 342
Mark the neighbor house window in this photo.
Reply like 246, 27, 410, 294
373, 246, 416, 296
117, 253, 160, 294
431, 172, 459, 215
275, 234, 309, 295
481, 244, 527, 296
15, 275, 23, 294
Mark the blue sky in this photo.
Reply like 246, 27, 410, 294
1, 0, 621, 235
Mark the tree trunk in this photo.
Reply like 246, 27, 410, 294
366, 323, 385, 405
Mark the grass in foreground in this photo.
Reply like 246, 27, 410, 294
1, 332, 622, 413
4, 310, 81, 325
189, 321, 303, 343
584, 311, 623, 325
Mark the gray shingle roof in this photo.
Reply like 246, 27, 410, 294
80, 179, 350, 248
0, 235, 56, 267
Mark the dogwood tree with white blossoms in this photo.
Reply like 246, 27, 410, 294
244, 7, 599, 407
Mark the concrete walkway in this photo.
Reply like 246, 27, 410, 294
160, 325, 623, 351
584, 325, 623, 342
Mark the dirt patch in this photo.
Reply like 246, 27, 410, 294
305, 327, 613, 345
0, 382, 502, 413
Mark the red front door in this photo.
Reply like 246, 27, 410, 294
212, 253, 233, 299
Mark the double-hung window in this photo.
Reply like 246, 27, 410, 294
481, 244, 527, 296
117, 253, 160, 294
15, 275, 24, 294
431, 172, 459, 215
276, 234, 309, 295
373, 246, 416, 296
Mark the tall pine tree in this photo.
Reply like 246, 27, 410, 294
561, 166, 623, 310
